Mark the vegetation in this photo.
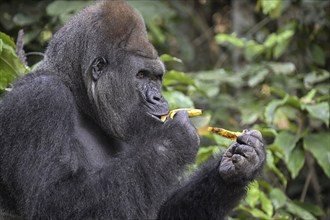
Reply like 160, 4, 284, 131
1, 0, 329, 219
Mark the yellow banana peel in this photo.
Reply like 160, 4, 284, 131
160, 108, 202, 122
207, 127, 244, 140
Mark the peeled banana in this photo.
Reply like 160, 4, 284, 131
160, 108, 202, 122
207, 127, 244, 140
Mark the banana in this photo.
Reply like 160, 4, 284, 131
207, 127, 244, 140
160, 108, 202, 122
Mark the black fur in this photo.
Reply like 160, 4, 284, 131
0, 1, 265, 219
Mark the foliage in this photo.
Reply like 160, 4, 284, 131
163, 55, 329, 220
0, 32, 29, 94
161, 1, 330, 219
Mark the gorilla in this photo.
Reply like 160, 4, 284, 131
0, 1, 265, 219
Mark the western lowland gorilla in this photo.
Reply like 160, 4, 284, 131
0, 1, 265, 219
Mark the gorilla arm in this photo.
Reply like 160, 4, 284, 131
157, 130, 266, 220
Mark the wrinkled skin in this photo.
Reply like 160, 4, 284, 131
0, 1, 265, 220
220, 130, 265, 183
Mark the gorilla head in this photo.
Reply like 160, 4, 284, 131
42, 0, 169, 141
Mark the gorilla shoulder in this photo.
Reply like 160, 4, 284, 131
1, 73, 75, 120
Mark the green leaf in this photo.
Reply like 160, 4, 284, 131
245, 181, 260, 208
303, 102, 329, 127
249, 209, 270, 219
244, 40, 264, 61
273, 131, 299, 162
273, 30, 294, 59
260, 191, 273, 217
285, 95, 301, 109
46, 1, 93, 17
293, 201, 325, 217
241, 111, 259, 125
248, 68, 269, 87
316, 94, 330, 103
304, 70, 330, 89
195, 146, 220, 166
264, 99, 287, 124
148, 22, 165, 44
128, 1, 175, 25
160, 54, 182, 63
237, 205, 270, 220
190, 115, 211, 129
162, 90, 194, 109
266, 150, 287, 187
269, 188, 287, 209
212, 134, 234, 148
270, 86, 287, 98
163, 70, 195, 87
258, 0, 282, 18
13, 13, 41, 26
286, 201, 317, 220
303, 133, 330, 178
0, 32, 16, 48
287, 144, 305, 179
264, 95, 301, 124
311, 44, 325, 66
215, 33, 245, 48
300, 89, 317, 103
267, 62, 296, 75
264, 33, 277, 48
292, 201, 325, 217
0, 33, 29, 91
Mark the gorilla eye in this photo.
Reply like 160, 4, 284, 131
136, 71, 146, 79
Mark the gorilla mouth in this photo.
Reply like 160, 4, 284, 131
147, 108, 169, 122
149, 112, 169, 121
149, 113, 163, 121
145, 104, 169, 118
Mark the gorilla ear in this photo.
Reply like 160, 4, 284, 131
92, 57, 108, 81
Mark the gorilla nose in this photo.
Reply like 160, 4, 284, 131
146, 88, 166, 105
148, 94, 163, 104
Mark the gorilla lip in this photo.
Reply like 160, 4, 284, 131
148, 112, 166, 122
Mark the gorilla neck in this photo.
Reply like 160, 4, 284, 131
74, 111, 127, 168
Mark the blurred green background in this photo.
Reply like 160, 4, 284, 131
0, 0, 329, 219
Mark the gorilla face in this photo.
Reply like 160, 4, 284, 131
78, 2, 171, 142
86, 49, 169, 141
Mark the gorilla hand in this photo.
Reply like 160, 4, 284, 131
160, 111, 200, 158
219, 130, 265, 184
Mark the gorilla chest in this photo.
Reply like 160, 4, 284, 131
74, 112, 124, 169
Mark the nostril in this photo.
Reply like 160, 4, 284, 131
147, 95, 163, 104
153, 96, 161, 102
146, 89, 164, 104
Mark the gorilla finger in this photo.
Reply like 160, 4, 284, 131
238, 135, 265, 160
237, 133, 263, 149
163, 111, 188, 127
168, 111, 196, 132
232, 154, 255, 172
234, 144, 256, 159
226, 142, 240, 154
244, 130, 263, 141
172, 110, 190, 122
232, 154, 244, 164
165, 111, 200, 145
219, 157, 235, 173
